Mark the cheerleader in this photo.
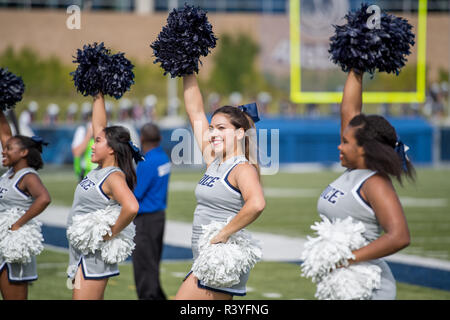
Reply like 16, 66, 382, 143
0, 110, 51, 300
66, 92, 139, 300
314, 69, 414, 299
174, 74, 265, 300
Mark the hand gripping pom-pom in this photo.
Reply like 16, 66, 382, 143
70, 42, 135, 99
100, 221, 135, 264
0, 68, 25, 111
192, 218, 262, 288
0, 208, 44, 263
66, 206, 135, 264
329, 3, 415, 76
300, 215, 381, 300
150, 4, 218, 78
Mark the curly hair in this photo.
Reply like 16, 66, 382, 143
13, 135, 44, 170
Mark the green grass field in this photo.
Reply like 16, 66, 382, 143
4, 166, 450, 300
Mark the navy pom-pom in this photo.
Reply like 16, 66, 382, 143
71, 42, 135, 99
0, 68, 25, 111
329, 3, 415, 76
103, 52, 135, 99
150, 4, 218, 78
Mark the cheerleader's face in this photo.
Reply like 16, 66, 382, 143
338, 126, 365, 169
209, 113, 244, 156
91, 130, 114, 163
2, 137, 27, 167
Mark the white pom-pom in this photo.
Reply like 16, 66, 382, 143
315, 263, 382, 300
0, 208, 44, 263
301, 215, 367, 282
300, 215, 381, 300
67, 206, 135, 264
100, 221, 135, 264
192, 218, 262, 288
67, 207, 117, 255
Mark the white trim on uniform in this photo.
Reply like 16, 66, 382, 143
13, 170, 35, 200
79, 256, 120, 279
0, 261, 38, 282
351, 171, 377, 216
219, 157, 247, 196
95, 167, 121, 202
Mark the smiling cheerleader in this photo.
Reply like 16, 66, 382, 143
301, 4, 416, 300
151, 4, 265, 300
66, 43, 142, 300
0, 69, 51, 300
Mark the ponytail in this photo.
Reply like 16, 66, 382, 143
349, 114, 416, 185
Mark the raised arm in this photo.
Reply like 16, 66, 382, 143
340, 70, 363, 140
183, 74, 214, 165
0, 110, 13, 149
92, 92, 107, 138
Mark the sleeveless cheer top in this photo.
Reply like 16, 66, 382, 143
317, 168, 397, 299
317, 168, 382, 241
67, 166, 122, 228
191, 155, 247, 259
0, 167, 38, 212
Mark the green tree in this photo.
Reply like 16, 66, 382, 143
209, 33, 260, 95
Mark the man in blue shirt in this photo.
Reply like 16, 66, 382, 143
132, 123, 171, 300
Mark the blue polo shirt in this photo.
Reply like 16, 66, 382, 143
134, 146, 171, 214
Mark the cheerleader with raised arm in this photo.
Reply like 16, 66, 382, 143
151, 5, 265, 299
300, 5, 416, 300
66, 43, 141, 300
175, 74, 265, 299
0, 68, 51, 300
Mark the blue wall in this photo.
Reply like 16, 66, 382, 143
32, 116, 435, 166
255, 116, 433, 164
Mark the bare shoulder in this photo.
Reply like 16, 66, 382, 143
362, 173, 396, 199
229, 162, 260, 188
103, 170, 127, 191
233, 162, 258, 175
19, 172, 42, 189
21, 171, 41, 183
107, 170, 126, 182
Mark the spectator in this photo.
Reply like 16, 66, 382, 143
132, 123, 171, 300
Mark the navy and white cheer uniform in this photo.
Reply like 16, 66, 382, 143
186, 155, 250, 296
317, 168, 397, 299
0, 167, 40, 282
66, 166, 123, 280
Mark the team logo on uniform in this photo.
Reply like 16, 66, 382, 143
79, 177, 95, 190
198, 174, 220, 188
320, 185, 345, 204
